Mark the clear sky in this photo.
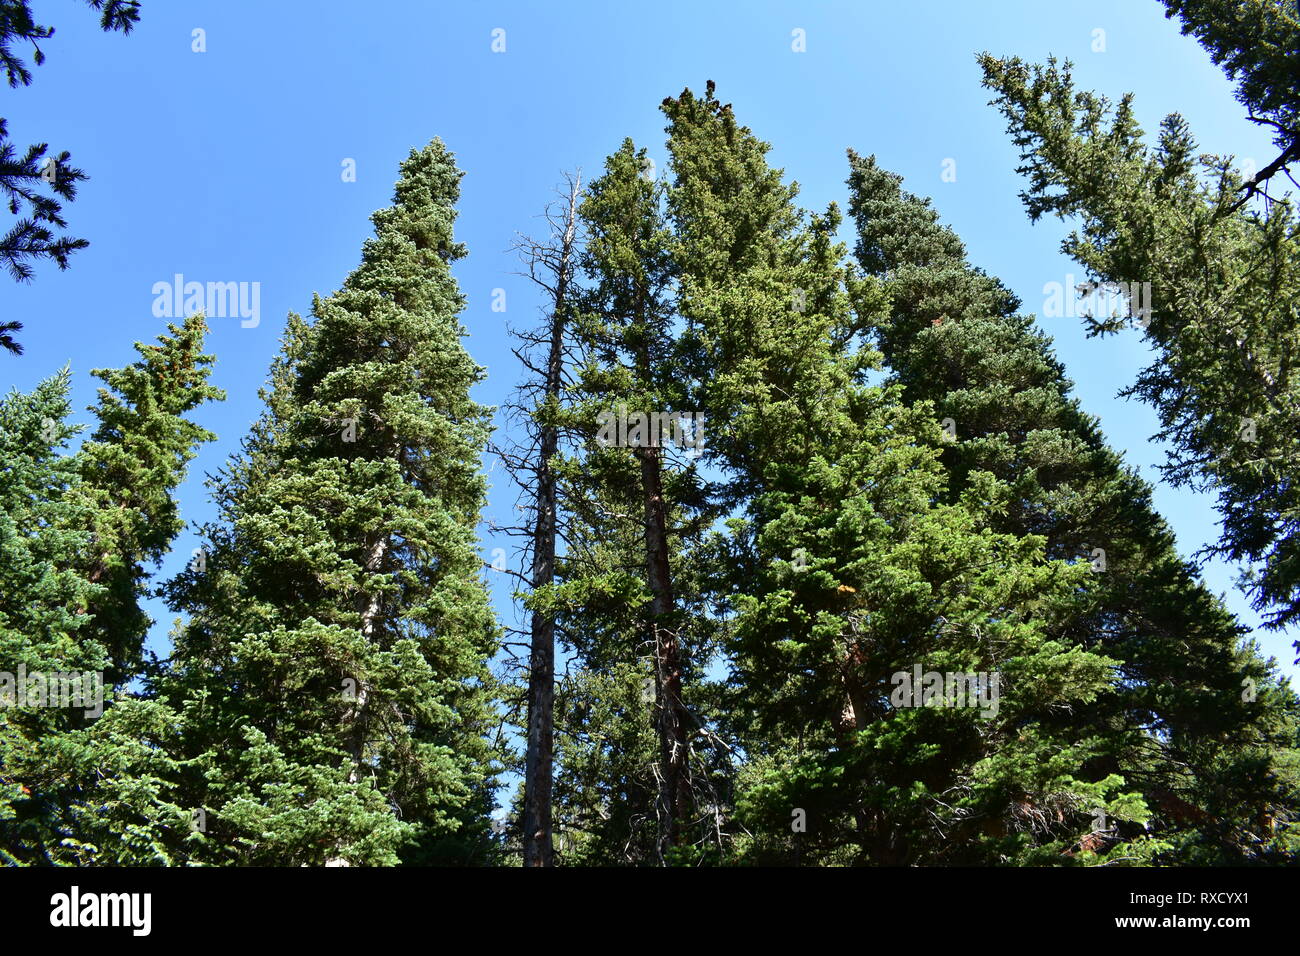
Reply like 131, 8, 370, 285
3, 0, 1295, 694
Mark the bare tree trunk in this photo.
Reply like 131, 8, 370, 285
522, 451, 557, 865
521, 175, 580, 867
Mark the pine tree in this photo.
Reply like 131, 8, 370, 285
0, 316, 221, 864
979, 50, 1300, 633
726, 390, 1144, 864
55, 316, 223, 865
653, 85, 1145, 865
0, 1, 142, 352
544, 139, 721, 862
1160, 0, 1299, 202
161, 140, 503, 866
0, 368, 103, 862
846, 150, 1300, 861
58, 320, 225, 866
71, 313, 223, 685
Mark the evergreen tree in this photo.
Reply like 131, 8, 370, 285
581, 141, 695, 858
0, 316, 221, 863
846, 150, 1300, 862
0, 0, 142, 352
161, 140, 503, 866
657, 84, 1149, 865
540, 139, 724, 862
979, 50, 1300, 633
0, 368, 103, 862
1161, 0, 1299, 202
71, 313, 223, 685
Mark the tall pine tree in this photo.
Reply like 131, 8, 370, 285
979, 49, 1300, 634
1, 315, 223, 864
659, 84, 1147, 865
162, 140, 503, 866
846, 150, 1300, 861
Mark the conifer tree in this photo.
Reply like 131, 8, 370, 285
546, 140, 721, 862
1160, 0, 1299, 200
1, 316, 222, 863
162, 140, 503, 866
979, 49, 1300, 633
71, 313, 223, 685
656, 84, 1148, 865
846, 151, 1300, 861
0, 368, 103, 861
582, 142, 691, 858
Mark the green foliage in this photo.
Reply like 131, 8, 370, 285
1160, 0, 1299, 163
160, 140, 503, 866
6, 26, 1300, 867
0, 316, 221, 865
846, 144, 1300, 863
979, 49, 1300, 632
0, 0, 142, 348
0, 368, 103, 862
656, 84, 1136, 865
73, 314, 223, 683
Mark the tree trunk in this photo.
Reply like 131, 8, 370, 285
639, 441, 691, 861
346, 534, 387, 782
522, 312, 563, 868
522, 175, 580, 867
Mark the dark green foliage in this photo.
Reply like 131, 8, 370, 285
846, 149, 1300, 862
73, 314, 223, 684
656, 88, 1148, 864
0, 315, 221, 865
508, 80, 1300, 868
0, 1, 140, 87
1161, 0, 1299, 187
160, 141, 503, 866
0, 0, 141, 351
530, 138, 730, 863
979, 50, 1300, 633
6, 18, 1300, 867
0, 369, 104, 862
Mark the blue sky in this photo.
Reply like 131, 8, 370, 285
3, 0, 1295, 695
